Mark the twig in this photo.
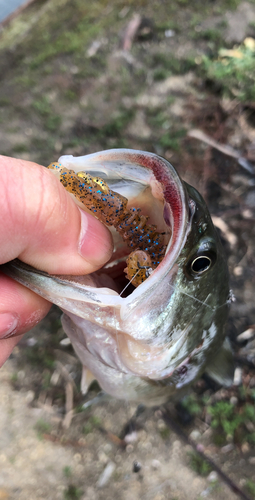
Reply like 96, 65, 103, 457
98, 426, 126, 448
62, 381, 74, 429
122, 14, 141, 51
42, 434, 87, 448
161, 407, 253, 500
55, 360, 77, 390
211, 215, 238, 248
54, 361, 76, 429
188, 129, 254, 174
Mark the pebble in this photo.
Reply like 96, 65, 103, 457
25, 128, 33, 136
98, 451, 108, 464
59, 338, 71, 346
202, 428, 213, 439
151, 459, 161, 470
0, 454, 7, 465
248, 456, 255, 464
207, 471, 218, 483
25, 390, 35, 404
241, 442, 250, 453
26, 337, 37, 346
230, 396, 238, 406
124, 431, 138, 444
245, 421, 255, 432
185, 445, 192, 453
17, 370, 25, 381
233, 266, 243, 276
196, 444, 205, 452
242, 209, 253, 219
133, 460, 142, 473
157, 419, 166, 430
214, 388, 229, 401
226, 434, 234, 443
233, 367, 242, 386
50, 371, 60, 386
190, 430, 201, 441
78, 438, 86, 447
154, 410, 163, 419
202, 487, 213, 497
103, 443, 112, 453
84, 486, 96, 500
143, 441, 152, 452
54, 140, 62, 153
69, 65, 79, 74
73, 453, 82, 463
165, 29, 175, 37
172, 440, 181, 449
221, 443, 234, 454
237, 327, 255, 342
239, 478, 247, 487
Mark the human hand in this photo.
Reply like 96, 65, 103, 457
0, 156, 113, 367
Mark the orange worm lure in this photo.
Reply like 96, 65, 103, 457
48, 162, 167, 287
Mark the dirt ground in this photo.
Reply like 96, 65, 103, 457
0, 1, 255, 499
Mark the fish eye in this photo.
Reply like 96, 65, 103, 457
191, 255, 212, 274
186, 246, 217, 279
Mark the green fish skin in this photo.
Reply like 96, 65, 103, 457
1, 149, 233, 405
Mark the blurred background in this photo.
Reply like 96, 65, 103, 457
0, 1, 255, 499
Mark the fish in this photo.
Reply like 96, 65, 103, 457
1, 149, 234, 406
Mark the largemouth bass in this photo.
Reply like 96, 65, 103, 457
2, 149, 233, 405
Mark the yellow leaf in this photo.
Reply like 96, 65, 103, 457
243, 37, 255, 51
219, 48, 243, 59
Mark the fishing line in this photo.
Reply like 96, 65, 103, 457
119, 268, 141, 297
118, 269, 150, 444
167, 283, 214, 310
119, 277, 224, 329
166, 281, 230, 312
112, 269, 143, 419
119, 286, 205, 333
119, 267, 229, 331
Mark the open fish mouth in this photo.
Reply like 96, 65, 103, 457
2, 149, 231, 404
48, 149, 190, 292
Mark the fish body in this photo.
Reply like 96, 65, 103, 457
2, 149, 233, 405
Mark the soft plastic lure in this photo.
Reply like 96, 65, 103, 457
48, 162, 166, 286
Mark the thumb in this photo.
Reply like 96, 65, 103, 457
0, 155, 113, 274
0, 155, 113, 364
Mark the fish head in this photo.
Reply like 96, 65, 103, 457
2, 149, 232, 405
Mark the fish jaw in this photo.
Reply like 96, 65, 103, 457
1, 149, 231, 404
